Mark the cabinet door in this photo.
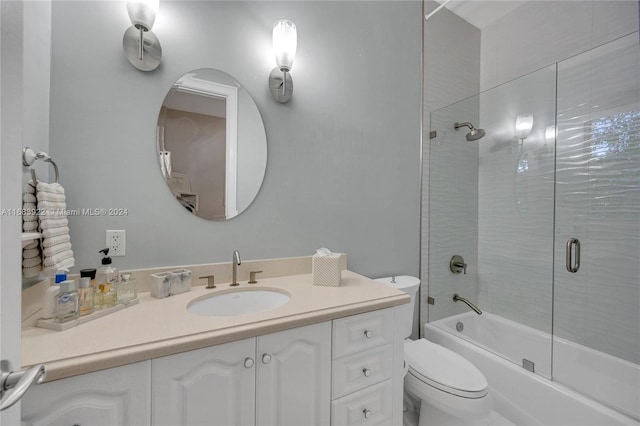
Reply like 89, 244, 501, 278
152, 338, 256, 426
256, 322, 331, 426
21, 361, 151, 426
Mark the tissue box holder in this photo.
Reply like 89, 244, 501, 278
150, 269, 191, 299
313, 254, 342, 287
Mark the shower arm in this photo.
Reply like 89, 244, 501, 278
454, 122, 474, 131
453, 293, 482, 315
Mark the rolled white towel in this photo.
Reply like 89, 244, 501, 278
43, 249, 74, 268
22, 182, 42, 277
23, 220, 39, 232
23, 193, 37, 203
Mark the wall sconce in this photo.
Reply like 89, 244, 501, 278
269, 20, 297, 103
123, 0, 162, 72
515, 113, 534, 147
545, 125, 556, 144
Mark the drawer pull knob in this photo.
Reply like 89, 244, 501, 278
363, 409, 372, 419
244, 357, 254, 368
362, 368, 372, 377
364, 330, 373, 339
262, 353, 272, 364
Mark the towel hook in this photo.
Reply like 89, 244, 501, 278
22, 147, 60, 185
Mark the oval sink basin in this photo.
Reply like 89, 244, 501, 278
187, 289, 291, 317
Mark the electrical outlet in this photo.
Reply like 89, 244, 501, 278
106, 230, 126, 256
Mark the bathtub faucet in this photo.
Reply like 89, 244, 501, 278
453, 293, 482, 315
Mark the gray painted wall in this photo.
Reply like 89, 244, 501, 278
49, 1, 422, 277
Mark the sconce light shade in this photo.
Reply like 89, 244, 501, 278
515, 113, 534, 140
545, 125, 556, 143
273, 20, 297, 71
269, 19, 297, 103
126, 0, 159, 30
123, 0, 161, 71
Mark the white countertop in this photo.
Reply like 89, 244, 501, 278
22, 270, 409, 382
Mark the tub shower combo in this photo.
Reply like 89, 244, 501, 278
425, 34, 639, 425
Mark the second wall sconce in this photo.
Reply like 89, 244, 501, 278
515, 113, 534, 148
123, 0, 162, 72
269, 19, 297, 103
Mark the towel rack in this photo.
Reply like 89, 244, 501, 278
22, 147, 59, 185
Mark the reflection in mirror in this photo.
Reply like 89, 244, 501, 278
157, 69, 267, 221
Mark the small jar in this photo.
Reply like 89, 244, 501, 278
78, 277, 94, 316
55, 280, 79, 323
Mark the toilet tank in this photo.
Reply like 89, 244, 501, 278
374, 276, 420, 338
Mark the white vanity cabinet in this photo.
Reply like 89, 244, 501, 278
21, 361, 151, 426
152, 321, 331, 426
331, 308, 403, 425
152, 337, 257, 426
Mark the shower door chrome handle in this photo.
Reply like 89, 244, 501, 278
566, 238, 580, 273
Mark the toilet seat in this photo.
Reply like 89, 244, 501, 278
405, 339, 488, 399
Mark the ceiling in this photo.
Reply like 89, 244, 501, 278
431, 0, 529, 29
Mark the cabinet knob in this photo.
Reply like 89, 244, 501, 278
262, 353, 272, 364
244, 357, 254, 368
362, 368, 372, 377
363, 409, 372, 419
363, 330, 373, 339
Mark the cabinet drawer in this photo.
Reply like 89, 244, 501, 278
333, 308, 395, 358
331, 380, 393, 426
332, 344, 393, 399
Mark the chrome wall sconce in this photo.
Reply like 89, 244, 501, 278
123, 0, 162, 72
515, 113, 534, 149
269, 20, 297, 103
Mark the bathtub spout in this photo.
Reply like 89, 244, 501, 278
453, 293, 482, 315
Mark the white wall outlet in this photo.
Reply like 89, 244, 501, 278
106, 230, 126, 256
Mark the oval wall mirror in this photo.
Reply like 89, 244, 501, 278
157, 68, 267, 220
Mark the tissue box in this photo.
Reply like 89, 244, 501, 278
312, 253, 342, 287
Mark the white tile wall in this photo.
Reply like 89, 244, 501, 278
477, 66, 556, 333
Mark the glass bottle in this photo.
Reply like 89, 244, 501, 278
116, 273, 138, 304
78, 277, 94, 316
55, 280, 79, 323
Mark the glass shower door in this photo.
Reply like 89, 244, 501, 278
553, 33, 640, 419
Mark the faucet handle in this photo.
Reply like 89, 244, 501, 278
248, 270, 263, 284
199, 275, 216, 289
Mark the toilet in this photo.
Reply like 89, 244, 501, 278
375, 276, 492, 426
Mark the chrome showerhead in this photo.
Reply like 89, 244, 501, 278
454, 122, 486, 141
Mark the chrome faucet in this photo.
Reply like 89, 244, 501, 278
231, 250, 241, 286
453, 293, 482, 315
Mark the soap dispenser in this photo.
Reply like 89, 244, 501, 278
96, 248, 118, 308
55, 279, 79, 323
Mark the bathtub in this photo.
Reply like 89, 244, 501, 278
424, 312, 639, 425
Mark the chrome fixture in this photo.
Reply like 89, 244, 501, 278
199, 275, 216, 289
454, 122, 485, 141
1, 361, 46, 411
453, 293, 482, 315
566, 238, 581, 273
231, 250, 242, 286
22, 147, 60, 185
123, 0, 162, 71
269, 20, 297, 103
449, 255, 467, 274
248, 270, 263, 284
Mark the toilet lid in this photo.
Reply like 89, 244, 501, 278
405, 339, 488, 398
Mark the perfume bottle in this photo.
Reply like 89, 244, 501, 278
116, 273, 138, 304
99, 283, 116, 309
55, 280, 79, 323
78, 277, 94, 316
